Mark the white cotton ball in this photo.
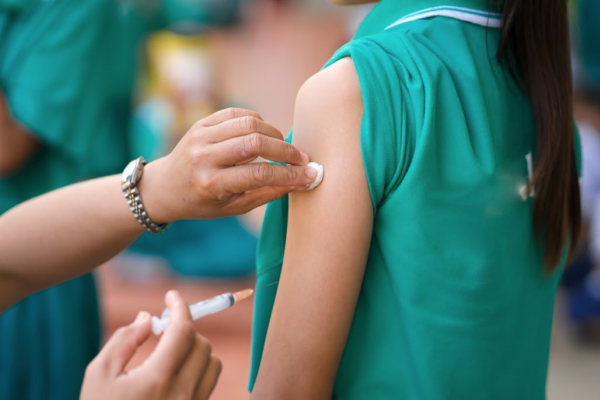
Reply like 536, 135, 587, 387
306, 162, 324, 191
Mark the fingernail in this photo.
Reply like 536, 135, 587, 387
301, 153, 310, 165
305, 167, 318, 179
165, 290, 177, 302
134, 311, 149, 325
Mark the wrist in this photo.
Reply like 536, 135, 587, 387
136, 158, 172, 225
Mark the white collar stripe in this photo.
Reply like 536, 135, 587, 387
386, 7, 502, 30
398, 5, 501, 20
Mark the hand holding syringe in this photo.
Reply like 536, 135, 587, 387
152, 289, 254, 335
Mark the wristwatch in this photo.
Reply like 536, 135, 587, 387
121, 157, 170, 234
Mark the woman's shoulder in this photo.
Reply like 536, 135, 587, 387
292, 57, 363, 158
323, 30, 418, 96
294, 40, 411, 210
299, 58, 362, 110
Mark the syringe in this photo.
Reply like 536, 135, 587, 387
151, 289, 254, 335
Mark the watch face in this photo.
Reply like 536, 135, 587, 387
122, 157, 145, 186
122, 159, 138, 181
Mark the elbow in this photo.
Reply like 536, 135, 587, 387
0, 158, 21, 178
0, 127, 40, 177
0, 157, 27, 178
0, 273, 29, 313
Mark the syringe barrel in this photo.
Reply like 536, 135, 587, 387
154, 293, 235, 335
188, 293, 235, 320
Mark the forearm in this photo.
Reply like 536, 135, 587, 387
0, 175, 144, 311
0, 107, 315, 312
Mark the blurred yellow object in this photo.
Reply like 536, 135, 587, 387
143, 31, 219, 140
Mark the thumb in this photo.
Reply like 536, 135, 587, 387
228, 185, 295, 215
96, 311, 152, 377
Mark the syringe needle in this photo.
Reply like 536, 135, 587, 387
232, 289, 254, 303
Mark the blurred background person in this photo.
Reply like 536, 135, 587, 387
564, 0, 600, 340
0, 1, 242, 399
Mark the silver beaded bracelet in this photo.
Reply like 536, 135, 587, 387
121, 157, 170, 234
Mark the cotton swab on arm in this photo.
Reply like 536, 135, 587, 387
306, 162, 324, 190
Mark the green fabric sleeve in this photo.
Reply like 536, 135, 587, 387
324, 38, 414, 211
3, 0, 110, 161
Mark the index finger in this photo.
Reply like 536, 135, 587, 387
146, 291, 196, 375
217, 134, 309, 166
210, 115, 284, 141
199, 108, 263, 127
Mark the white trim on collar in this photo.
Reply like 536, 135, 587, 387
386, 6, 502, 30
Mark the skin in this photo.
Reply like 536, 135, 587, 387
0, 107, 318, 312
0, 90, 40, 176
80, 290, 222, 400
250, 58, 373, 399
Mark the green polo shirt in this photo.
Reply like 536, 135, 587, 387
250, 1, 569, 399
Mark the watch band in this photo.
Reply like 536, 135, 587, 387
121, 157, 170, 234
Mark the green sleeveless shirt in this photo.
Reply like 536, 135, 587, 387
250, 1, 568, 399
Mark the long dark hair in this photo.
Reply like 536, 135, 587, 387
494, 0, 581, 273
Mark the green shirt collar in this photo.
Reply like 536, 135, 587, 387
356, 0, 503, 38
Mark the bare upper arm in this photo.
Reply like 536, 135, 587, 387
250, 58, 373, 400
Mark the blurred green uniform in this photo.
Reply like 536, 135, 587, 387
0, 1, 238, 399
